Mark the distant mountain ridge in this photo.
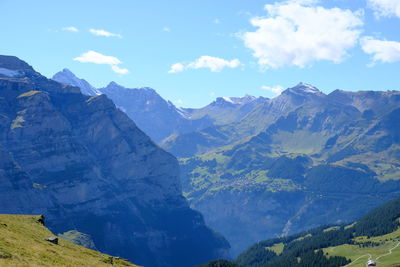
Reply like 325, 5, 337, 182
98, 81, 215, 143
162, 83, 330, 157
52, 69, 266, 143
181, 95, 267, 126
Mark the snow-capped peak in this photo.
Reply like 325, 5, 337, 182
297, 82, 320, 93
217, 95, 257, 105
222, 96, 235, 104
283, 82, 324, 97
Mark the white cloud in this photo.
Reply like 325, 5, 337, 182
241, 1, 363, 68
261, 85, 285, 95
74, 51, 129, 74
89, 29, 122, 38
63, 26, 79, 32
213, 18, 221, 24
188, 56, 240, 72
361, 37, 400, 64
168, 63, 185, 73
368, 0, 400, 18
169, 56, 240, 73
111, 65, 130, 74
163, 27, 171, 32
74, 51, 121, 65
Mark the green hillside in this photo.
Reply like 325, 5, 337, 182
177, 88, 400, 256
234, 197, 400, 267
0, 214, 139, 267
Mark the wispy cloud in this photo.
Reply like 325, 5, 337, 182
169, 56, 240, 73
361, 37, 400, 65
261, 85, 285, 96
62, 26, 79, 32
168, 63, 185, 73
163, 27, 171, 32
89, 29, 122, 38
241, 1, 363, 68
111, 65, 130, 74
213, 18, 221, 24
74, 50, 129, 74
368, 0, 400, 18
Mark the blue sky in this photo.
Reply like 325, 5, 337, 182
1, 0, 400, 107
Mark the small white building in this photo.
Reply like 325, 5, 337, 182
367, 260, 377, 267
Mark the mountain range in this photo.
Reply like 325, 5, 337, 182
178, 84, 400, 255
52, 68, 400, 257
0, 55, 229, 267
52, 69, 266, 143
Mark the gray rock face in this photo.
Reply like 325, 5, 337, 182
0, 55, 229, 267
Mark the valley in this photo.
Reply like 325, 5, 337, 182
2, 1, 400, 266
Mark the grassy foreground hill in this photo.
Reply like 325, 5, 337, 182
0, 214, 139, 267
233, 197, 400, 267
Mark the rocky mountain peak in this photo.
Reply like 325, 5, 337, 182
214, 95, 257, 106
0, 55, 33, 71
102, 83, 157, 96
106, 81, 120, 88
0, 55, 37, 79
52, 69, 100, 96
283, 82, 324, 96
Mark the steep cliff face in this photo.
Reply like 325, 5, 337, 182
0, 55, 229, 267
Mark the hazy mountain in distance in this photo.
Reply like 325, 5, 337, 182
182, 95, 267, 126
53, 69, 266, 144
98, 82, 215, 143
162, 83, 327, 157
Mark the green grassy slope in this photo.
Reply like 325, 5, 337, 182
323, 228, 400, 267
235, 197, 400, 267
0, 214, 139, 267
